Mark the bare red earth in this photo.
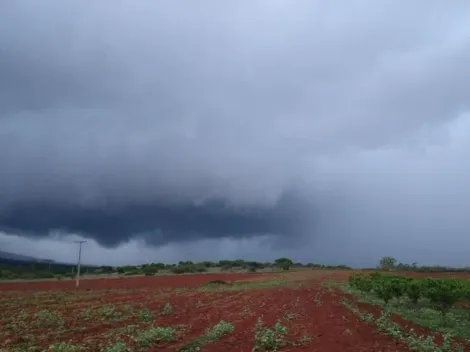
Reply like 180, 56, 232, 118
152, 287, 410, 352
0, 273, 263, 291
0, 272, 418, 351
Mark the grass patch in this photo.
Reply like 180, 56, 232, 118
341, 283, 470, 341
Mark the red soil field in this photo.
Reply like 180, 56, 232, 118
0, 271, 417, 351
0, 273, 264, 291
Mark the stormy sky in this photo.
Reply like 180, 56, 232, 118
1, 1, 470, 266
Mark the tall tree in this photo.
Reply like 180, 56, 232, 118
275, 258, 293, 271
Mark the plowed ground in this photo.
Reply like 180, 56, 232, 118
0, 271, 411, 351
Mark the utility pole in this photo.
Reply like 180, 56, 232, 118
74, 240, 87, 288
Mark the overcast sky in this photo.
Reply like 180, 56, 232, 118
1, 1, 470, 267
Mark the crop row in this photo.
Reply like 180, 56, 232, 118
349, 273, 470, 315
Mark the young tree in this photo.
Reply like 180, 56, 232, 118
423, 278, 464, 323
379, 256, 397, 271
406, 279, 423, 305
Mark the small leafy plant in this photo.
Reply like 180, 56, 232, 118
134, 327, 176, 347
253, 318, 288, 351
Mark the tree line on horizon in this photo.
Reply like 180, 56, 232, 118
0, 257, 351, 280
0, 256, 468, 281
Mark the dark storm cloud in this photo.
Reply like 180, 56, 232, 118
0, 192, 311, 247
1, 1, 470, 265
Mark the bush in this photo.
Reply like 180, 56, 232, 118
350, 272, 470, 320
388, 277, 408, 299
423, 278, 464, 315
349, 274, 374, 293
374, 279, 394, 305
406, 279, 423, 304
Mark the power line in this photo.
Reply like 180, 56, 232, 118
73, 240, 87, 288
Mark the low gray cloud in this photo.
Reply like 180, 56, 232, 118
0, 191, 312, 247
1, 1, 470, 265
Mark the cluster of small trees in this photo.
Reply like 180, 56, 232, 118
349, 272, 470, 317
126, 258, 297, 275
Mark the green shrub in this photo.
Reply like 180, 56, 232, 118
142, 266, 159, 276
134, 327, 176, 347
406, 279, 423, 304
423, 278, 464, 315
351, 274, 374, 293
374, 279, 394, 305
388, 277, 408, 299
254, 318, 288, 351
138, 309, 154, 323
